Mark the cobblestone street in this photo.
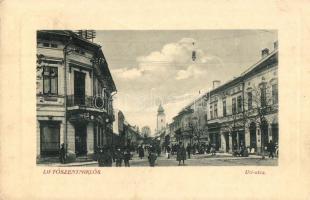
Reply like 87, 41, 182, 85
110, 153, 278, 167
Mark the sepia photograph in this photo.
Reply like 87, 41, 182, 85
36, 30, 278, 167
3, 0, 310, 199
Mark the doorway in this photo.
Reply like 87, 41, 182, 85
74, 71, 86, 105
238, 130, 245, 147
232, 131, 237, 151
210, 132, 220, 151
272, 123, 278, 144
224, 132, 230, 152
249, 122, 257, 151
75, 124, 87, 156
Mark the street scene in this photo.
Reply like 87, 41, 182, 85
36, 30, 278, 167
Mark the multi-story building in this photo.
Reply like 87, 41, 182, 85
170, 42, 278, 154
36, 30, 117, 162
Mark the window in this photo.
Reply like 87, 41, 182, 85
214, 103, 218, 118
223, 100, 227, 117
237, 96, 242, 113
210, 105, 213, 119
40, 122, 60, 155
247, 92, 252, 110
260, 84, 267, 107
43, 66, 58, 95
232, 98, 236, 114
272, 84, 278, 104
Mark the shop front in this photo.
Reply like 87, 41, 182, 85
208, 123, 221, 151
39, 120, 61, 156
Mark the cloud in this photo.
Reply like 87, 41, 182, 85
176, 64, 208, 80
112, 67, 143, 80
111, 38, 224, 132
113, 38, 219, 81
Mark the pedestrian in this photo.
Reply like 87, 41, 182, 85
59, 143, 66, 164
103, 146, 113, 167
166, 145, 171, 159
98, 147, 105, 167
115, 147, 124, 167
138, 145, 144, 159
267, 140, 275, 159
186, 145, 191, 159
124, 147, 132, 167
177, 143, 186, 166
206, 143, 211, 154
275, 142, 279, 157
148, 146, 157, 167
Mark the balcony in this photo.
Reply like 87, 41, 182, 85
67, 95, 113, 115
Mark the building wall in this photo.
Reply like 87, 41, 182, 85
37, 31, 116, 162
171, 49, 278, 154
87, 122, 94, 155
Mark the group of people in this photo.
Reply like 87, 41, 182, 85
59, 140, 279, 167
266, 140, 278, 158
170, 143, 216, 157
97, 146, 132, 167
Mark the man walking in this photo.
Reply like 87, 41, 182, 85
138, 145, 144, 159
177, 143, 186, 166
124, 147, 132, 167
148, 146, 157, 167
115, 147, 124, 167
59, 143, 66, 164
166, 145, 171, 159
268, 140, 275, 159
186, 145, 191, 159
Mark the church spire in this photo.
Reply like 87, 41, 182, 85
158, 103, 164, 114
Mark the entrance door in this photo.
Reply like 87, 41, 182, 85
224, 132, 230, 152
40, 121, 60, 156
74, 71, 85, 105
232, 131, 237, 151
238, 130, 245, 147
272, 124, 278, 144
210, 132, 220, 151
75, 124, 87, 156
249, 122, 257, 151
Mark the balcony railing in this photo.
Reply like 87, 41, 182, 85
67, 95, 94, 107
67, 95, 113, 115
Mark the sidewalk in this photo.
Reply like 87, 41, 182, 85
37, 161, 98, 167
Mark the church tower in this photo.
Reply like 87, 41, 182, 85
157, 104, 166, 133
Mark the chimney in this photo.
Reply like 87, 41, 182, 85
213, 80, 221, 89
261, 48, 269, 58
274, 41, 278, 50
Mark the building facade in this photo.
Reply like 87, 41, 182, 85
36, 30, 116, 162
170, 42, 278, 154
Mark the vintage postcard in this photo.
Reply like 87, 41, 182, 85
1, 0, 310, 199
36, 30, 278, 167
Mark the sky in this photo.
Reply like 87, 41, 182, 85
94, 30, 277, 135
